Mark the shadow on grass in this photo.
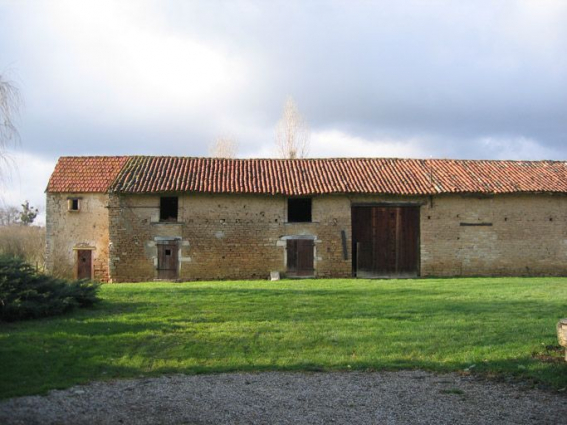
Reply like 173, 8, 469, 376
0, 301, 150, 330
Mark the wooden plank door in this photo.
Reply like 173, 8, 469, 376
297, 239, 314, 276
372, 207, 397, 274
397, 207, 420, 274
157, 242, 179, 280
287, 239, 314, 277
352, 206, 419, 278
77, 250, 92, 280
352, 207, 373, 275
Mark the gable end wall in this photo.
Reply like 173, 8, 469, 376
45, 193, 111, 280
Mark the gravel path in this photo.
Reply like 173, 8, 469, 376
1, 371, 565, 424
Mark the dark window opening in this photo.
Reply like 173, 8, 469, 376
160, 197, 178, 222
165, 249, 171, 256
68, 198, 80, 211
288, 198, 312, 222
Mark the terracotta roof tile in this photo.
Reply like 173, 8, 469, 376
47, 156, 567, 195
46, 156, 129, 193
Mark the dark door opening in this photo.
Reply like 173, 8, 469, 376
157, 242, 179, 280
77, 249, 92, 280
352, 206, 419, 278
287, 239, 314, 277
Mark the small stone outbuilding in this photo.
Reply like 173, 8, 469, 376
45, 156, 567, 282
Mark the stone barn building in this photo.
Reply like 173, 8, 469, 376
45, 156, 567, 282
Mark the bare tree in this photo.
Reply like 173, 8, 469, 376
209, 136, 238, 158
0, 74, 21, 185
0, 205, 19, 226
275, 97, 310, 159
0, 74, 21, 157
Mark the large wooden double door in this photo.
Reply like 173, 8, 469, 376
352, 206, 420, 278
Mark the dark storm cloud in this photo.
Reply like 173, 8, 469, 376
1, 0, 566, 161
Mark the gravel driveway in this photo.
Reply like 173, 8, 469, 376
1, 371, 565, 424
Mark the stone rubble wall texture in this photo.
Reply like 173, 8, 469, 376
105, 192, 567, 282
420, 194, 567, 276
48, 191, 567, 282
45, 193, 111, 281
108, 193, 355, 282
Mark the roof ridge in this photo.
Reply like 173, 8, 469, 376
52, 155, 567, 163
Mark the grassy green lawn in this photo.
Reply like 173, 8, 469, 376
1, 278, 566, 399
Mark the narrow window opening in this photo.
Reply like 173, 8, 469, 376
288, 198, 312, 223
160, 197, 178, 222
165, 249, 171, 256
68, 198, 80, 211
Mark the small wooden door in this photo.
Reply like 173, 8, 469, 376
157, 242, 179, 280
352, 206, 419, 278
77, 250, 92, 280
287, 239, 314, 277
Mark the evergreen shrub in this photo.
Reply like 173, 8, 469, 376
0, 255, 100, 321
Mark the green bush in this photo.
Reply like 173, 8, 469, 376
0, 255, 100, 321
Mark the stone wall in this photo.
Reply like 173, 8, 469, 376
107, 193, 355, 281
47, 191, 567, 282
420, 193, 567, 276
107, 192, 567, 281
45, 193, 111, 281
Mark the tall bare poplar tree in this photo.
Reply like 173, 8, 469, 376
209, 136, 238, 158
275, 97, 310, 159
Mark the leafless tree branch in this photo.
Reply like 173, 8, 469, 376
0, 74, 21, 186
0, 74, 21, 153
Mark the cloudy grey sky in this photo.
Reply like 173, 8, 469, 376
1, 0, 566, 223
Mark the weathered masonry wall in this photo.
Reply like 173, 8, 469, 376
44, 191, 567, 282
420, 193, 567, 276
45, 193, 111, 280
107, 193, 356, 281
106, 192, 567, 281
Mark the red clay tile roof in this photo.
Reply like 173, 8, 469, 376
46, 156, 129, 193
47, 156, 567, 195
